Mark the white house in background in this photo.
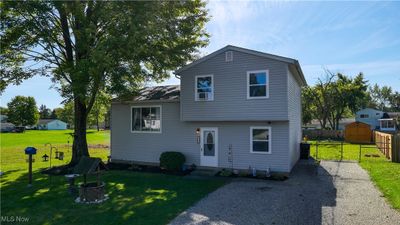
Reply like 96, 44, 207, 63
0, 122, 15, 132
37, 119, 67, 130
0, 115, 8, 122
355, 108, 384, 130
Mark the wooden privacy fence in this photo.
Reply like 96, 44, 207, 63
374, 131, 400, 163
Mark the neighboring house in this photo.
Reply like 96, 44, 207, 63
37, 119, 67, 130
111, 45, 307, 173
0, 122, 15, 132
378, 112, 398, 132
305, 118, 355, 130
0, 115, 8, 122
355, 108, 398, 131
355, 108, 384, 130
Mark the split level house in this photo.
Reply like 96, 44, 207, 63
356, 108, 398, 131
111, 45, 307, 173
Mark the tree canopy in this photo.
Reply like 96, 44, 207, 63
302, 72, 368, 130
39, 104, 51, 119
1, 1, 209, 165
7, 96, 39, 126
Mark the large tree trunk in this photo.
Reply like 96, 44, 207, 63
70, 98, 90, 166
96, 112, 100, 131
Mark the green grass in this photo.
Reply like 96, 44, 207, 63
310, 140, 400, 210
0, 130, 227, 225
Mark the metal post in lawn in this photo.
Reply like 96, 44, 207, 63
340, 142, 343, 161
359, 145, 362, 162
28, 154, 33, 187
316, 142, 318, 160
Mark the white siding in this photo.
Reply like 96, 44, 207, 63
111, 102, 291, 172
355, 108, 383, 129
179, 50, 289, 121
287, 68, 302, 170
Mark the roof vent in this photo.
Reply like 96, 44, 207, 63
225, 51, 233, 62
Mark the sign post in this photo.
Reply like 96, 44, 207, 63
24, 147, 37, 187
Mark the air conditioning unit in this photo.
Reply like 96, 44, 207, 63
198, 92, 207, 100
225, 51, 233, 62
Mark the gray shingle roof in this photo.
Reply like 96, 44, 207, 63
115, 85, 180, 102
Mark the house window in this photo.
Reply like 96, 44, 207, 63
380, 119, 395, 130
360, 114, 369, 118
250, 126, 271, 154
195, 75, 214, 101
132, 106, 161, 133
247, 70, 269, 98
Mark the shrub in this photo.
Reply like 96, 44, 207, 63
159, 151, 185, 171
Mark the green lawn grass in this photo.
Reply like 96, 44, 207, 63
0, 130, 227, 225
310, 141, 400, 210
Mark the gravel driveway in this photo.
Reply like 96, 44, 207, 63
170, 161, 400, 225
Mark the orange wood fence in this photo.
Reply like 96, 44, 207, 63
374, 131, 400, 163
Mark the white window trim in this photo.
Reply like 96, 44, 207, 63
247, 70, 269, 99
250, 126, 272, 154
131, 105, 162, 134
195, 74, 214, 101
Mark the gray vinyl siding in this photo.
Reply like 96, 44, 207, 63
355, 108, 383, 129
179, 50, 289, 121
111, 102, 291, 172
287, 69, 302, 170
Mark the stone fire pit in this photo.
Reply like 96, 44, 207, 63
72, 156, 108, 203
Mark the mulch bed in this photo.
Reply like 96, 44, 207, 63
107, 162, 193, 176
215, 170, 289, 181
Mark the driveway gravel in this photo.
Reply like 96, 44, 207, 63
170, 161, 400, 225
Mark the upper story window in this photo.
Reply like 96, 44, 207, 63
247, 70, 269, 99
132, 106, 161, 133
360, 114, 369, 118
195, 75, 214, 101
250, 126, 271, 154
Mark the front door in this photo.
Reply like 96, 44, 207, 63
200, 127, 218, 167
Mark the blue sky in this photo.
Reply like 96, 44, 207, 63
1, 1, 400, 109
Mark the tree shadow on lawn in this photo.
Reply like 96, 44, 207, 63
1, 170, 226, 225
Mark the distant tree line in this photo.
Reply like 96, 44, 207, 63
302, 71, 400, 130
1, 94, 110, 130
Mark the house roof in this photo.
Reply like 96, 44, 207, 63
309, 118, 355, 126
37, 119, 66, 125
388, 112, 400, 118
113, 85, 180, 103
1, 122, 15, 127
356, 108, 384, 114
175, 45, 307, 86
73, 156, 107, 174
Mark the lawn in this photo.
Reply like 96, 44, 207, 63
310, 141, 400, 210
0, 130, 227, 225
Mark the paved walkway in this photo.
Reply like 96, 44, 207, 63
170, 161, 400, 225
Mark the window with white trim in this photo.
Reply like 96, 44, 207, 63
360, 114, 369, 118
247, 70, 269, 98
250, 127, 271, 153
195, 75, 214, 101
132, 106, 161, 132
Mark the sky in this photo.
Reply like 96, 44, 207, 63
1, 1, 400, 109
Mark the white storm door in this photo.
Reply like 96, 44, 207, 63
200, 128, 218, 167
